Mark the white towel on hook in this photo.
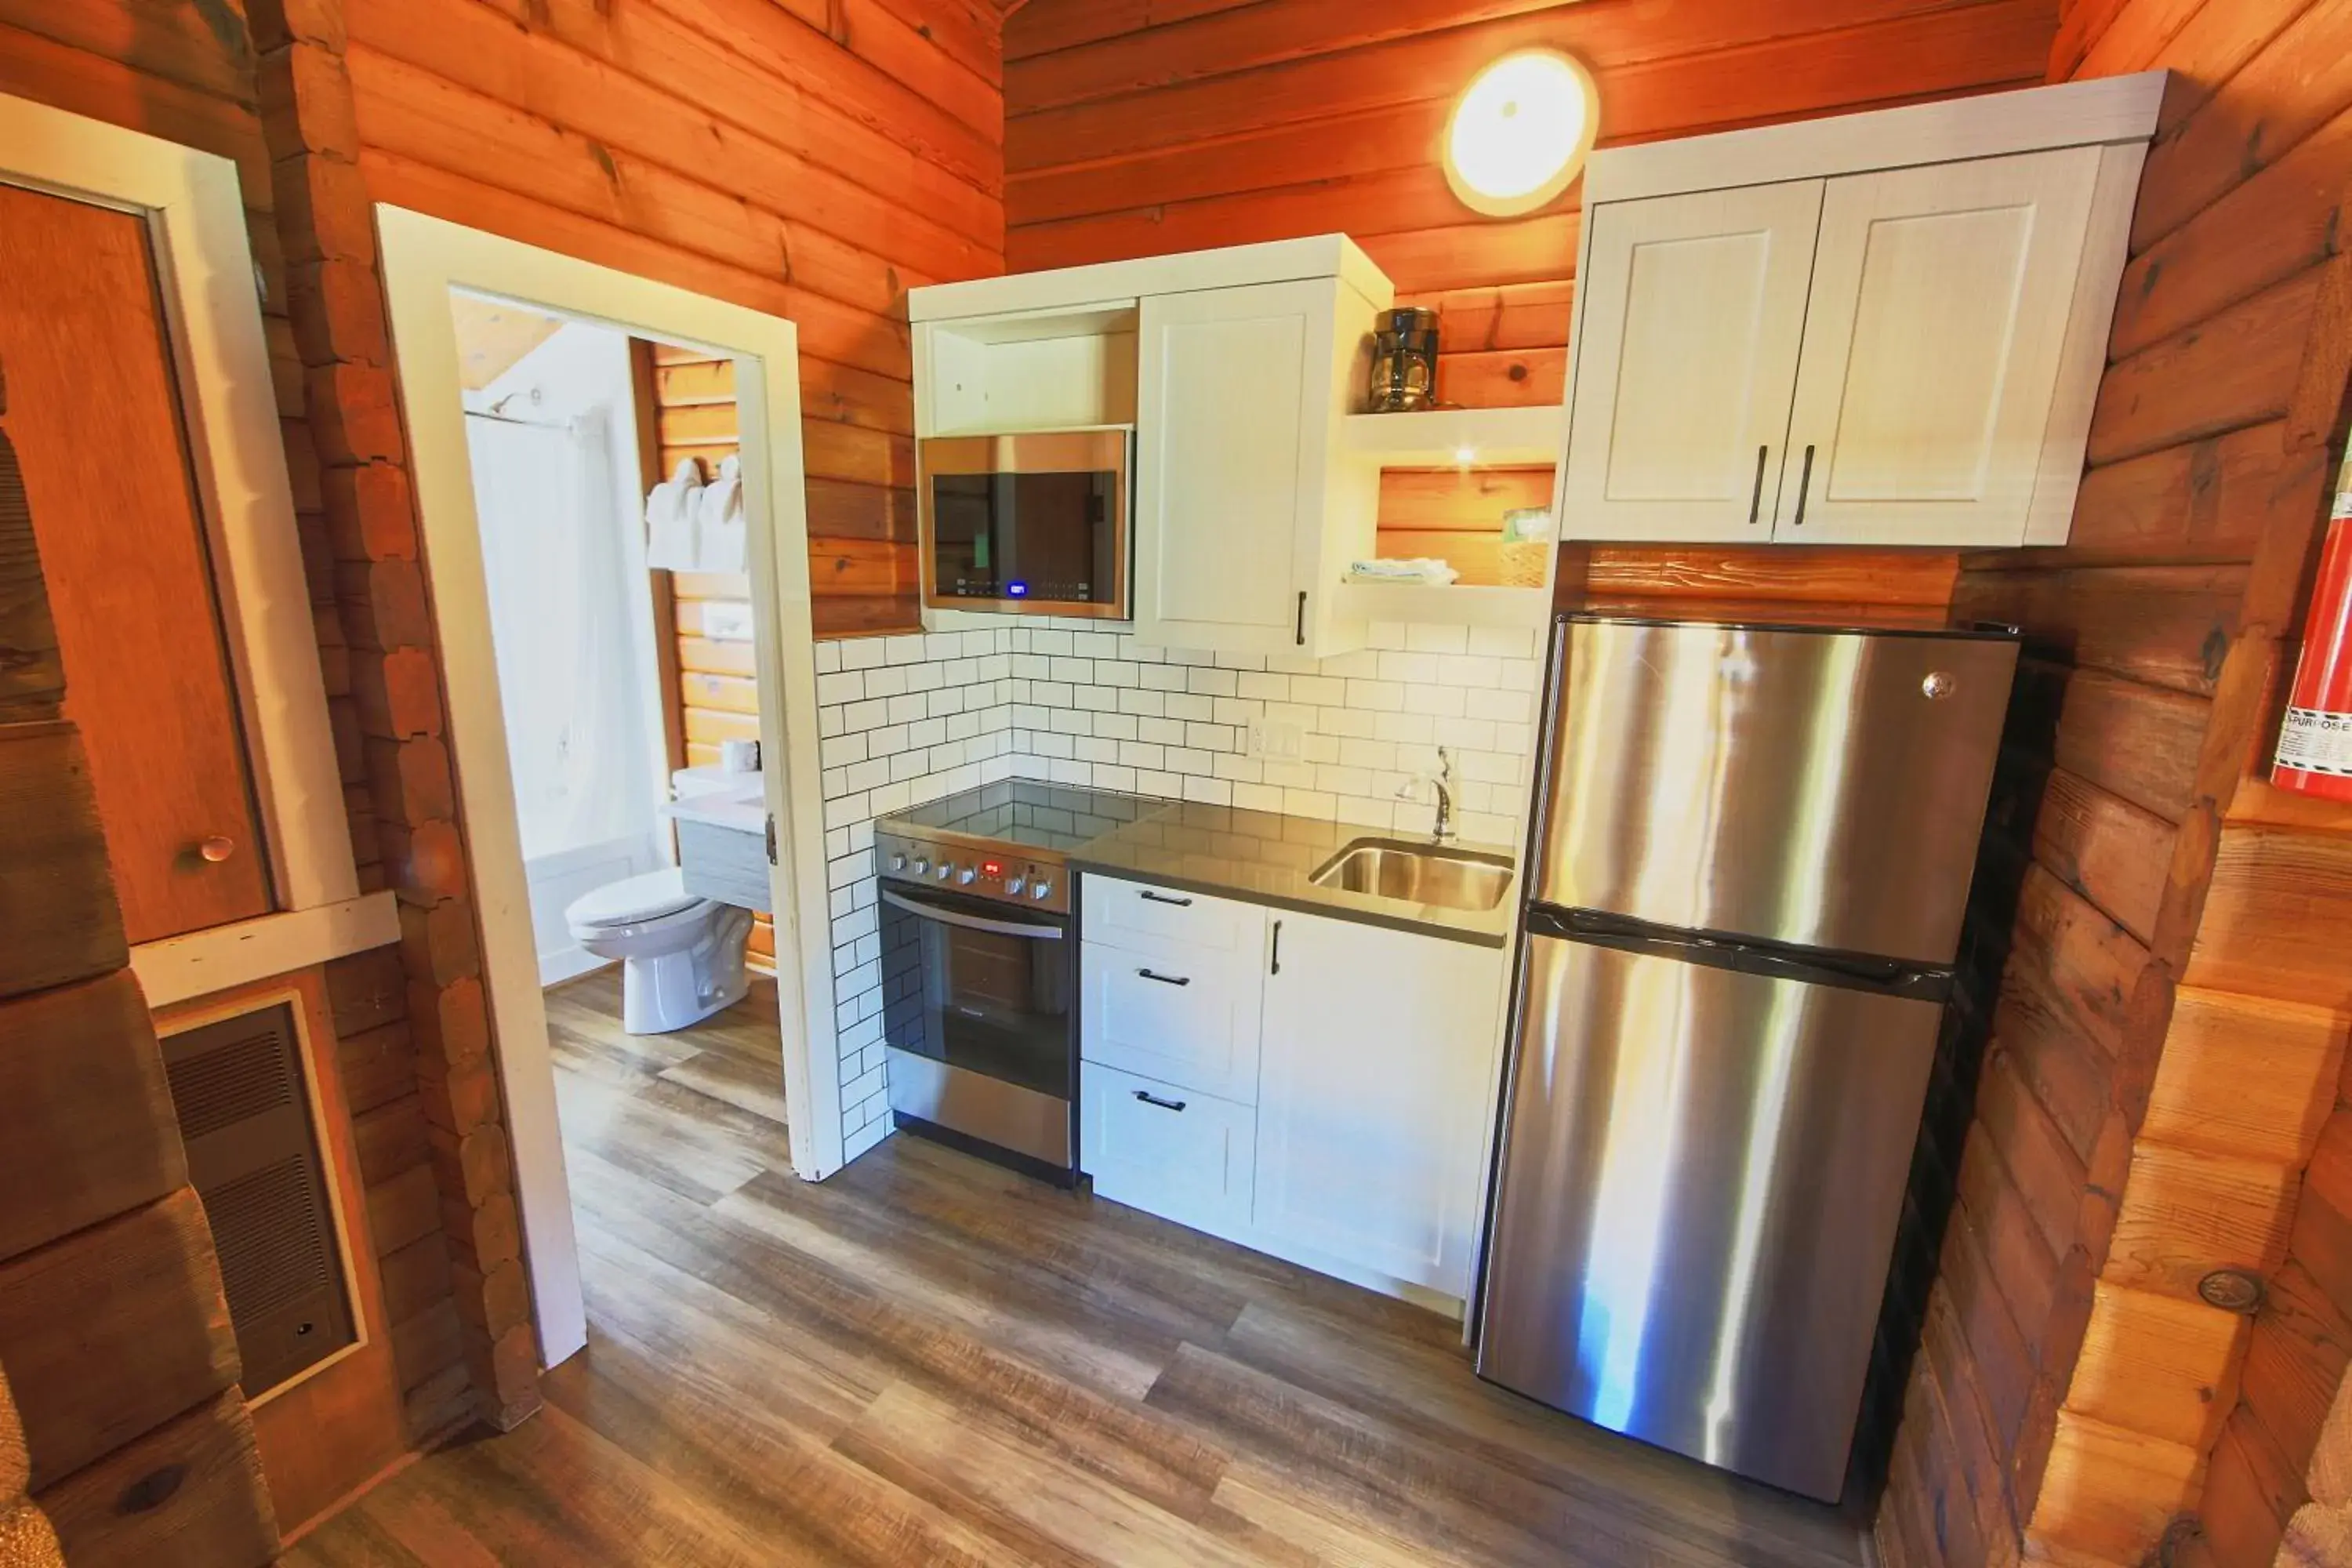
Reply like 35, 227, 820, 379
696, 455, 746, 574
644, 456, 704, 572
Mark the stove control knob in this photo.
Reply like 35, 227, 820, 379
935, 862, 953, 881
956, 866, 977, 885
890, 853, 907, 873
1005, 876, 1026, 896
1031, 879, 1053, 901
910, 856, 929, 877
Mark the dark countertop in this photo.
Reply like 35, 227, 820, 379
1070, 801, 1517, 949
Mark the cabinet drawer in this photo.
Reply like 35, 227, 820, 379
1082, 1062, 1254, 1240
1081, 873, 1265, 954
1081, 936, 1262, 1104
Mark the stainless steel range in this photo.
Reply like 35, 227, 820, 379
874, 781, 1163, 1183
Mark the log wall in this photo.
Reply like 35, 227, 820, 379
1878, 3, 2352, 1564
0, 336, 278, 1565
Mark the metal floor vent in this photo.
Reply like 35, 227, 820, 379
162, 1002, 356, 1394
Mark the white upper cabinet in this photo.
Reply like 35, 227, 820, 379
1783, 148, 2100, 546
1134, 277, 1382, 656
1557, 73, 2165, 549
1561, 180, 1821, 542
908, 235, 1391, 656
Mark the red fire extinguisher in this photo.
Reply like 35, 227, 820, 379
2274, 445, 2352, 800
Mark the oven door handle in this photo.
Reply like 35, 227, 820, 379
882, 887, 1065, 941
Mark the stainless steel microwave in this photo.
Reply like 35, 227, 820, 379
916, 426, 1131, 619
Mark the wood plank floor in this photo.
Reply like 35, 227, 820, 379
290, 967, 1869, 1566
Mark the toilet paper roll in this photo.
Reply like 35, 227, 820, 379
720, 739, 760, 774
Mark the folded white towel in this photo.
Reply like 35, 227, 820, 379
644, 456, 703, 572
696, 455, 746, 574
1348, 557, 1460, 586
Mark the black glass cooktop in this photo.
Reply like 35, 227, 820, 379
883, 780, 1165, 855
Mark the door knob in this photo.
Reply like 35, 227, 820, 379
198, 836, 236, 863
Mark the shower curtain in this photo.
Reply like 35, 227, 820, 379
466, 409, 665, 982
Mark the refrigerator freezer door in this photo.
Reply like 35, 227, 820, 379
1476, 930, 1939, 1502
1533, 617, 2016, 964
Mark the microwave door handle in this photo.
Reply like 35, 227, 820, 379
881, 887, 1065, 940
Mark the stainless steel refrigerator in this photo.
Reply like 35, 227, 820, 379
1476, 613, 2017, 1503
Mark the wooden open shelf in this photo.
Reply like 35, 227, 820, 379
1344, 405, 1564, 468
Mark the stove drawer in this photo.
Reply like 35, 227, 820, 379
1082, 1062, 1254, 1242
1081, 934, 1262, 1104
1081, 873, 1264, 955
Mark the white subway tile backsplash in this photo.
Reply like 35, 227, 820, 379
808, 616, 1543, 1164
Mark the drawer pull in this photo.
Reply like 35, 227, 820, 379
1138, 891, 1193, 907
1133, 1090, 1188, 1112
1137, 967, 1190, 987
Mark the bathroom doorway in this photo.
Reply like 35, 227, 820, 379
376, 209, 846, 1370
452, 303, 675, 987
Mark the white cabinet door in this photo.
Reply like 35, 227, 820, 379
1134, 280, 1344, 655
1253, 912, 1504, 1298
1559, 180, 1824, 543
1778, 147, 2100, 547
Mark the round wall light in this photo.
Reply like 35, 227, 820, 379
1443, 49, 1599, 218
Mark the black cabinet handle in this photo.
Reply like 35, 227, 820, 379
1133, 1089, 1187, 1112
1138, 890, 1192, 907
1271, 919, 1283, 976
1138, 967, 1190, 987
1295, 590, 1307, 646
1748, 445, 1767, 525
1791, 444, 1815, 527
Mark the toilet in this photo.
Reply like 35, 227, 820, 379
564, 867, 753, 1035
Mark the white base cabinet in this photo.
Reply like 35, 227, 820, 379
1254, 910, 1503, 1301
1082, 1062, 1256, 1240
1077, 873, 1507, 1308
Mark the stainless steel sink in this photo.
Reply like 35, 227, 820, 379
1308, 838, 1515, 912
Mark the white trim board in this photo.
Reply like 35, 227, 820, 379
909, 233, 1388, 324
0, 91, 355, 916
374, 205, 841, 1370
132, 892, 402, 1008
1584, 71, 2167, 205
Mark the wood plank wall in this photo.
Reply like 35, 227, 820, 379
1876, 4, 2352, 1566
339, 0, 1010, 638
1002, 0, 2049, 570
0, 341, 278, 1566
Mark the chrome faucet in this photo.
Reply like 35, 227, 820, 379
1399, 747, 1458, 842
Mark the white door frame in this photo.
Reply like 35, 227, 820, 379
374, 206, 843, 1367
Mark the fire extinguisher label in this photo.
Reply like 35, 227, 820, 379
2277, 706, 2352, 776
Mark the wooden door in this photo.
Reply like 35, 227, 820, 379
1559, 181, 1824, 543
1134, 280, 1332, 655
0, 183, 269, 941
1777, 147, 2100, 546
1253, 911, 1503, 1298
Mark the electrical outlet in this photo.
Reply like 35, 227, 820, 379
1247, 719, 1305, 760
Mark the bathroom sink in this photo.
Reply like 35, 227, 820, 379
1308, 839, 1515, 912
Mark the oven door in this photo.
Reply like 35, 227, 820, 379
879, 880, 1076, 1171
917, 427, 1131, 619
